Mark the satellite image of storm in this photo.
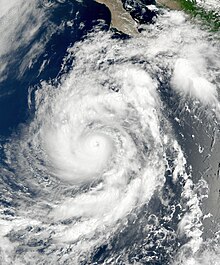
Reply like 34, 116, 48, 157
0, 0, 220, 264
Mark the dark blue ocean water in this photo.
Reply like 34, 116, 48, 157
0, 1, 219, 264
0, 0, 111, 137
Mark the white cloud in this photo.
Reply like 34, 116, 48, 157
0, 0, 53, 80
171, 58, 218, 105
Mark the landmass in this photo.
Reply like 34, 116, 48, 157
95, 0, 220, 35
95, 0, 182, 36
157, 0, 181, 10
95, 0, 139, 35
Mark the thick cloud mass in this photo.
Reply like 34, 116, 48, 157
0, 2, 220, 264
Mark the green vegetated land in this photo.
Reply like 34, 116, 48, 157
177, 0, 220, 31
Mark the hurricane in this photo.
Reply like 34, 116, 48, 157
0, 0, 220, 264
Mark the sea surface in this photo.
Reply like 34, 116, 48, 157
0, 0, 220, 264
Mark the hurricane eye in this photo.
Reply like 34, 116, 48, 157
2, 4, 219, 264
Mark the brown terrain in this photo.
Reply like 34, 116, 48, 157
157, 0, 182, 10
95, 0, 220, 238
95, 0, 182, 36
95, 0, 139, 35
